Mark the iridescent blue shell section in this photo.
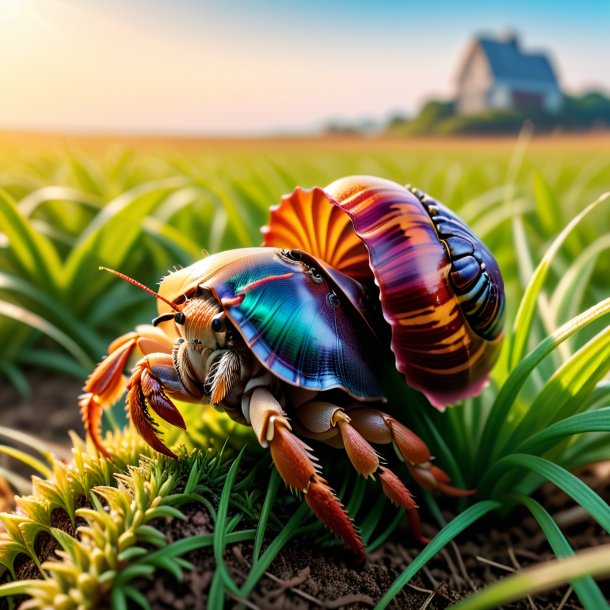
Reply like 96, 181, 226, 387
206, 248, 384, 400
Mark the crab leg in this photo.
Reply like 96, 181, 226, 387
295, 402, 428, 542
247, 388, 366, 560
345, 407, 475, 498
79, 325, 175, 458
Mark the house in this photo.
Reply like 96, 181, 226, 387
455, 32, 562, 115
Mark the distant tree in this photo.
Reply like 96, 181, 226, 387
323, 120, 361, 135
411, 100, 455, 133
387, 113, 409, 127
560, 92, 610, 129
434, 109, 529, 135
384, 91, 610, 135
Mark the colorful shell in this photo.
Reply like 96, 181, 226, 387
262, 176, 505, 409
157, 247, 384, 400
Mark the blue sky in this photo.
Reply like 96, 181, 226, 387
1, 0, 609, 134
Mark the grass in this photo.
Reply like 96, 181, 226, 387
0, 131, 609, 608
0, 134, 608, 388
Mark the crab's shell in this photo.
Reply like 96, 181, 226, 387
158, 247, 385, 401
262, 176, 505, 409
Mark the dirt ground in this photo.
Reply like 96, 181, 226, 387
2, 129, 610, 156
0, 370, 84, 456
1, 371, 609, 609
138, 472, 610, 610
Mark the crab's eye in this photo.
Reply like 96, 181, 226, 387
212, 313, 226, 333
174, 312, 186, 325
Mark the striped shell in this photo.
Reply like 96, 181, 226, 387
262, 175, 505, 409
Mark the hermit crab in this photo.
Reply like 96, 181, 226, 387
80, 176, 505, 559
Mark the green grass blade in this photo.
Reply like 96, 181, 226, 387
549, 233, 610, 325
0, 580, 42, 598
84, 283, 149, 328
110, 587, 129, 610
190, 176, 258, 246
142, 217, 204, 262
452, 544, 610, 610
477, 297, 610, 466
0, 271, 106, 356
166, 156, 258, 246
208, 570, 225, 609
0, 466, 32, 494
0, 426, 54, 460
533, 170, 563, 235
62, 178, 188, 302
240, 503, 310, 597
0, 300, 94, 369
359, 494, 388, 544
365, 507, 404, 552
213, 450, 244, 597
512, 214, 536, 293
517, 408, 610, 454
136, 530, 255, 567
0, 445, 52, 478
17, 348, 89, 378
123, 585, 153, 610
515, 494, 608, 609
0, 361, 30, 397
18, 185, 101, 216
500, 325, 610, 453
375, 500, 501, 610
483, 455, 610, 531
69, 153, 105, 197
0, 189, 62, 289
455, 184, 512, 225
508, 191, 609, 369
253, 469, 280, 563
344, 474, 367, 517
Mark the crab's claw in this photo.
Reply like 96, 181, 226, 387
80, 326, 183, 459
126, 355, 188, 459
79, 333, 140, 459
407, 463, 475, 497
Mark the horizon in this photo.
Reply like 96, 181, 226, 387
1, 0, 609, 136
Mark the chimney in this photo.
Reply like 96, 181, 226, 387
501, 28, 519, 48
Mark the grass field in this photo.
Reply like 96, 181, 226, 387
1, 130, 608, 382
0, 129, 609, 608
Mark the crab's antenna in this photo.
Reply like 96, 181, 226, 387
99, 266, 180, 311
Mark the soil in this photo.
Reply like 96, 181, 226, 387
0, 369, 84, 449
2, 371, 610, 609
139, 473, 610, 610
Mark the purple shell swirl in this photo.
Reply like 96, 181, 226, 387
263, 176, 505, 409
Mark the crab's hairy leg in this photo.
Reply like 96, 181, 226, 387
79, 325, 174, 458
247, 388, 366, 560
346, 407, 475, 498
295, 402, 426, 543
127, 353, 200, 459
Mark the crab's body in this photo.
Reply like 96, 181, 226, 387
81, 176, 505, 559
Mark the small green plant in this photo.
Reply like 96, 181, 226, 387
0, 429, 257, 609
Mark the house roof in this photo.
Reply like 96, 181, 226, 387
477, 36, 558, 85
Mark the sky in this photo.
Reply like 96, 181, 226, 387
1, 0, 609, 135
